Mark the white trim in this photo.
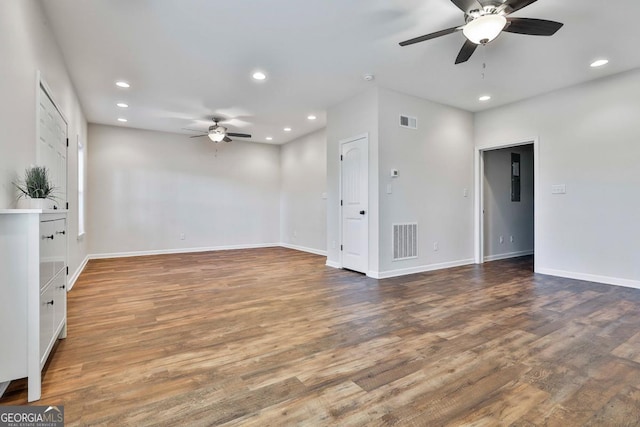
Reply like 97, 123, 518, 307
68, 255, 89, 291
326, 260, 341, 269
483, 250, 534, 262
280, 243, 327, 256
369, 258, 475, 279
88, 243, 280, 260
475, 137, 540, 273
0, 381, 9, 398
77, 137, 86, 237
537, 268, 640, 290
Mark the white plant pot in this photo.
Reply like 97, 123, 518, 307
17, 198, 53, 210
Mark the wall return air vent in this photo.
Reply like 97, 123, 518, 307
393, 223, 418, 261
399, 114, 417, 129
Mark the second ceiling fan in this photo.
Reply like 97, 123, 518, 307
185, 118, 252, 143
400, 0, 563, 64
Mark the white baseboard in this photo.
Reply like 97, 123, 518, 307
89, 243, 281, 260
484, 250, 534, 262
279, 243, 327, 257
371, 258, 475, 279
68, 255, 89, 291
326, 260, 341, 269
0, 381, 9, 398
537, 268, 640, 290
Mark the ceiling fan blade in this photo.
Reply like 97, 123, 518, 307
189, 134, 208, 138
455, 40, 478, 64
223, 136, 232, 143
504, 0, 538, 14
450, 0, 482, 13
399, 26, 463, 47
504, 18, 563, 36
227, 132, 252, 138
182, 127, 205, 133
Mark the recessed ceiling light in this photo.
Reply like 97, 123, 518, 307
479, 95, 491, 102
116, 103, 129, 108
590, 59, 609, 68
252, 71, 267, 80
266, 137, 273, 141
117, 118, 128, 122
115, 81, 130, 88
283, 127, 292, 132
307, 115, 317, 120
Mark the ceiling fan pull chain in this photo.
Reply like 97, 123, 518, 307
481, 45, 488, 80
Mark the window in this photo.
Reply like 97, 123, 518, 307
78, 139, 85, 237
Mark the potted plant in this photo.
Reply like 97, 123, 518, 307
14, 166, 57, 209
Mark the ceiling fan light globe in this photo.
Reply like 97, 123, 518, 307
209, 133, 225, 142
208, 125, 227, 142
463, 14, 507, 45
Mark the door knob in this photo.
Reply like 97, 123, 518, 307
359, 210, 366, 215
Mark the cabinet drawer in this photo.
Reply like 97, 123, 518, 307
39, 218, 66, 288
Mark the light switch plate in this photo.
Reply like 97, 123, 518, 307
551, 184, 566, 194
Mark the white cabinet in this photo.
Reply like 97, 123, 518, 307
0, 210, 68, 402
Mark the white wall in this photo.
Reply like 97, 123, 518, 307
88, 124, 281, 256
280, 129, 327, 254
475, 69, 640, 287
326, 88, 380, 270
0, 1, 88, 281
377, 88, 474, 276
325, 87, 474, 277
483, 145, 534, 260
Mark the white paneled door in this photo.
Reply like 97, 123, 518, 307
37, 82, 67, 209
341, 136, 368, 274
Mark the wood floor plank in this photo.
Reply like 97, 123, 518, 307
2, 249, 640, 425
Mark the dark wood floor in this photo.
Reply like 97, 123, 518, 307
2, 248, 640, 426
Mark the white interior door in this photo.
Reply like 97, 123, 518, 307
341, 136, 368, 273
37, 82, 67, 209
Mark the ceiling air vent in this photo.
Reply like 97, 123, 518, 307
399, 114, 417, 130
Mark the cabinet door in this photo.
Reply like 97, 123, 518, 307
52, 271, 66, 335
39, 218, 66, 288
39, 220, 55, 288
39, 284, 55, 365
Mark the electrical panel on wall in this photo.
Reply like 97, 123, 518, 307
399, 115, 417, 129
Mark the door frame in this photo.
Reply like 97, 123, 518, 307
36, 71, 69, 208
338, 133, 369, 271
474, 137, 540, 272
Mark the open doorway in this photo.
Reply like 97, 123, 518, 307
475, 139, 539, 271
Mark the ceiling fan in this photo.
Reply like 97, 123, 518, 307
399, 0, 564, 64
184, 118, 252, 143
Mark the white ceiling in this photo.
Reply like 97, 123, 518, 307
42, 0, 640, 144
